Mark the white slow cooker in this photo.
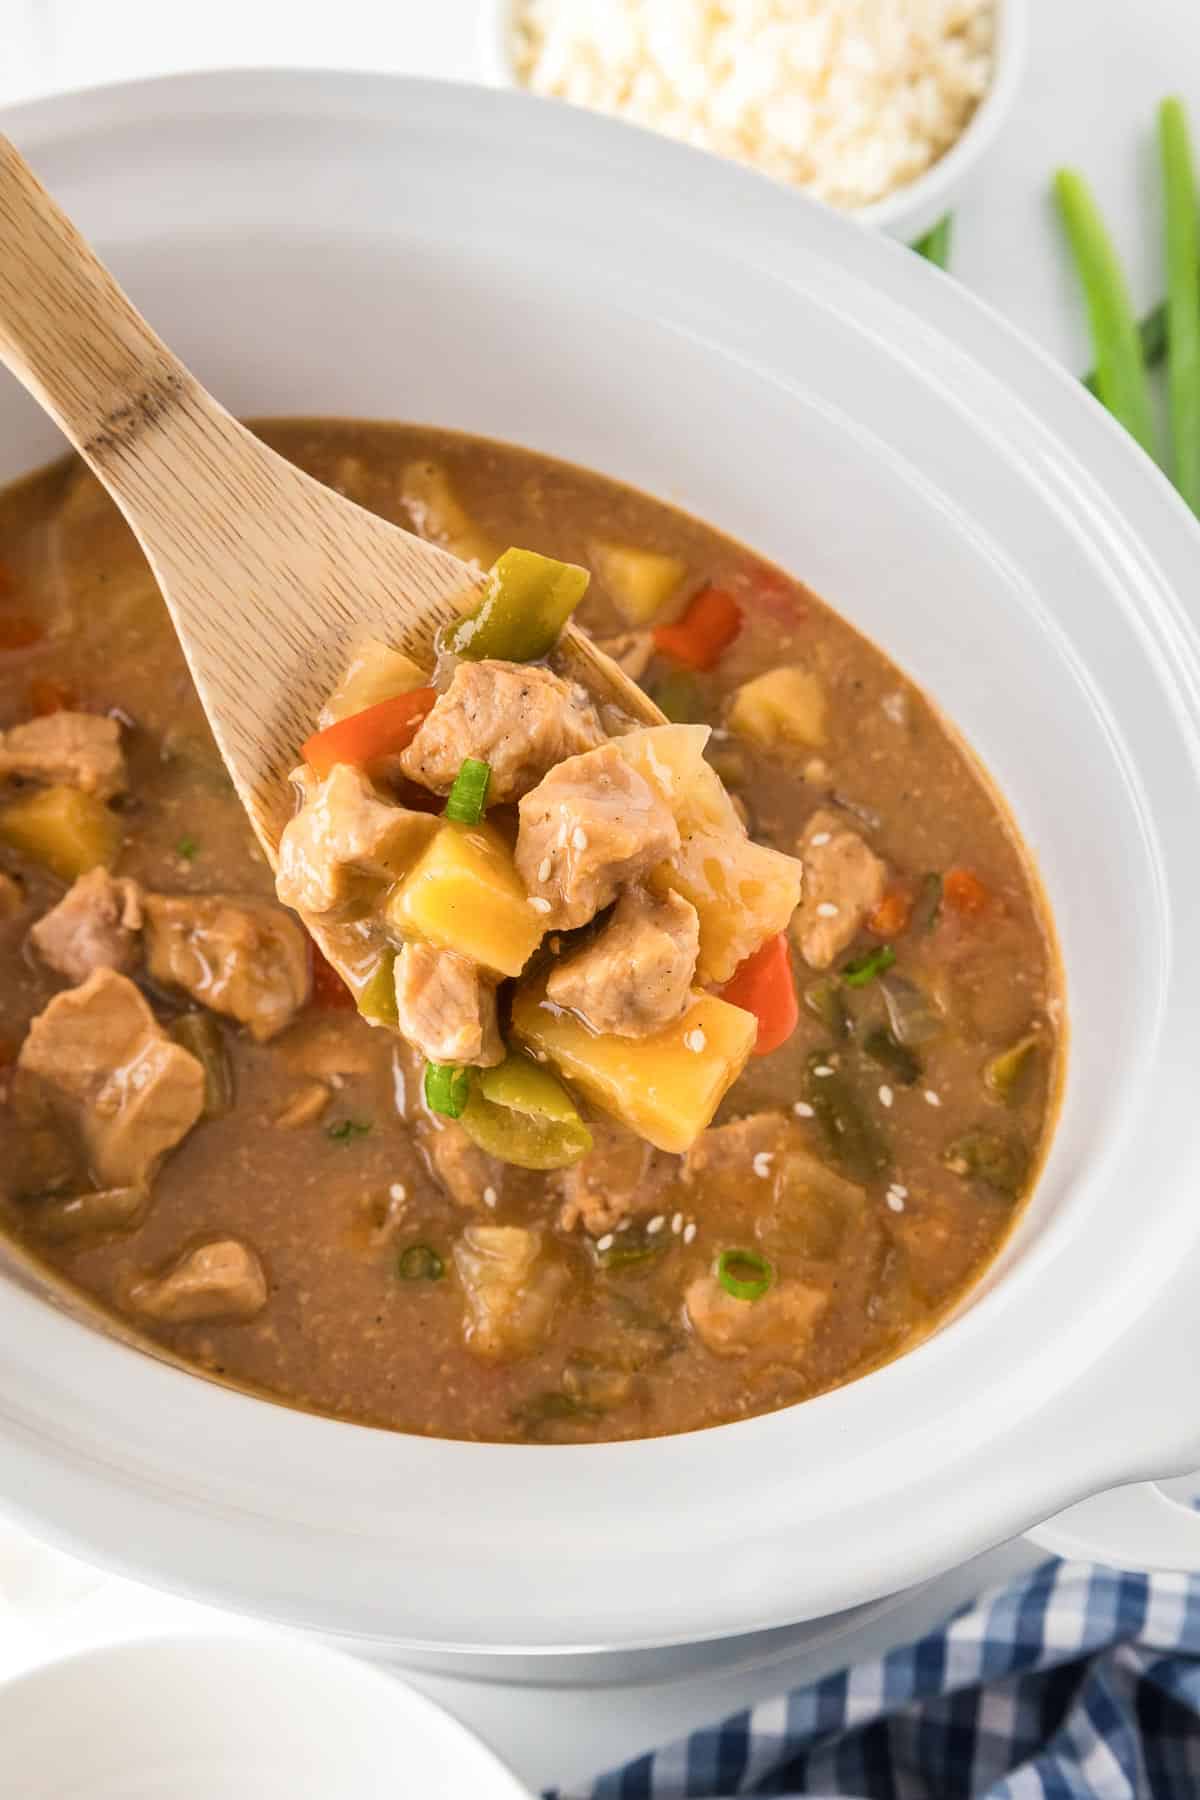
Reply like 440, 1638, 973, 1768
1, 71, 1199, 1665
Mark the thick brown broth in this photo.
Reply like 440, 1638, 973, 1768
0, 421, 1063, 1442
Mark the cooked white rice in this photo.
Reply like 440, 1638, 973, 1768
512, 0, 995, 210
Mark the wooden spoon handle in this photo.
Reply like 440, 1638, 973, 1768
0, 134, 195, 465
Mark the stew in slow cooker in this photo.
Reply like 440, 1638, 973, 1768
0, 422, 1063, 1443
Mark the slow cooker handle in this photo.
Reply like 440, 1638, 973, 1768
1027, 1482, 1200, 1571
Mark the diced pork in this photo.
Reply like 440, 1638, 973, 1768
422, 1120, 505, 1212
143, 893, 309, 1041
547, 886, 698, 1037
399, 661, 604, 803
597, 631, 654, 684
684, 1273, 828, 1358
0, 869, 24, 920
453, 1223, 567, 1358
29, 867, 143, 983
791, 808, 887, 970
685, 1113, 866, 1259
125, 1237, 267, 1324
516, 743, 680, 930
276, 763, 436, 918
558, 1118, 678, 1236
17, 968, 205, 1186
0, 711, 126, 799
394, 941, 503, 1068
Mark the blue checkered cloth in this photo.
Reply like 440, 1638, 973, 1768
550, 1558, 1200, 1798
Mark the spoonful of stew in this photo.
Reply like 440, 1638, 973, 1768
0, 134, 805, 1167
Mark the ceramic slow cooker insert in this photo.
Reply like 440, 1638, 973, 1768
0, 71, 1199, 1658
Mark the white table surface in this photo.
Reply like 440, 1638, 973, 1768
0, 1, 1197, 1793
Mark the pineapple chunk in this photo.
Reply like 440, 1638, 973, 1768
590, 542, 687, 625
728, 667, 827, 750
512, 982, 756, 1154
319, 638, 427, 727
651, 833, 804, 986
387, 821, 544, 977
400, 460, 501, 573
0, 785, 120, 881
616, 726, 803, 983
613, 724, 742, 836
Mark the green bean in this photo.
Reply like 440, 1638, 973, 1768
1054, 169, 1158, 460
911, 215, 953, 269
170, 1012, 234, 1117
1159, 98, 1200, 511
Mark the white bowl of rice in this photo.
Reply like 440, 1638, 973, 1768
480, 0, 1026, 241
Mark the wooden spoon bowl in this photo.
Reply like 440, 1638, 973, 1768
0, 134, 660, 859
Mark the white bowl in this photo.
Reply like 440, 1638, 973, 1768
0, 1634, 529, 1798
1, 70, 1199, 1664
477, 0, 1028, 240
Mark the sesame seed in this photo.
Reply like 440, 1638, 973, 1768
596, 1233, 614, 1252
924, 1089, 942, 1107
878, 1085, 894, 1109
886, 1192, 905, 1213
752, 1151, 774, 1178
329, 1073, 345, 1090
537, 857, 553, 882
482, 1185, 497, 1209
529, 896, 552, 914
572, 826, 589, 851
671, 1211, 683, 1234
813, 1064, 835, 1078
646, 1214, 666, 1235
793, 1101, 815, 1118
810, 831, 832, 847
816, 901, 839, 917
618, 1217, 632, 1231
684, 1027, 707, 1053
890, 1183, 909, 1199
683, 1221, 697, 1245
389, 1182, 407, 1202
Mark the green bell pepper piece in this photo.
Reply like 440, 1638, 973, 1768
445, 547, 590, 664
458, 1050, 593, 1170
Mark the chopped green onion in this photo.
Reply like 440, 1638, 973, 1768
716, 1247, 774, 1302
444, 757, 492, 825
424, 1062, 471, 1119
1054, 168, 1158, 459
444, 547, 590, 663
327, 1117, 372, 1143
176, 834, 199, 862
1159, 98, 1200, 512
840, 944, 896, 989
911, 214, 953, 269
1083, 300, 1168, 395
397, 1243, 444, 1281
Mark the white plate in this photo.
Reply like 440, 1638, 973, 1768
0, 1634, 529, 1799
0, 71, 1199, 1658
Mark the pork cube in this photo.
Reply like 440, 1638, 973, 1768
0, 711, 126, 799
546, 886, 698, 1037
143, 893, 310, 1041
29, 866, 143, 983
791, 809, 887, 970
516, 743, 680, 930
126, 1237, 267, 1324
394, 941, 503, 1067
17, 968, 204, 1186
399, 660, 603, 802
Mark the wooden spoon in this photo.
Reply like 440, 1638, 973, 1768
0, 134, 661, 861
